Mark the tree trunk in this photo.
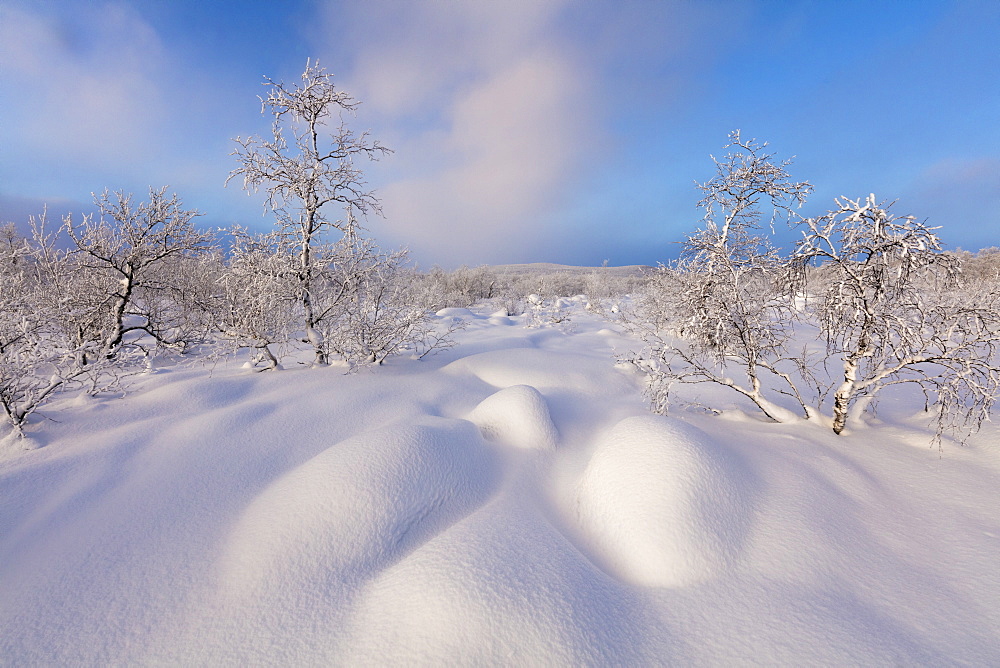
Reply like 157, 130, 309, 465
832, 359, 858, 435
254, 345, 279, 371
300, 216, 327, 366
300, 288, 327, 366
104, 273, 135, 358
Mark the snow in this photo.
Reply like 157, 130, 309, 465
2, 301, 1000, 664
467, 384, 559, 450
576, 415, 749, 587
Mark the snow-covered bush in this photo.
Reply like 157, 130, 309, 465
492, 287, 528, 317
954, 247, 1000, 283
212, 228, 297, 370
410, 265, 503, 311
323, 244, 462, 366
584, 266, 648, 301
524, 294, 574, 330
408, 264, 648, 318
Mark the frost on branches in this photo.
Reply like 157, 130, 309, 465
790, 195, 1000, 443
213, 228, 297, 371
627, 132, 1000, 445
625, 131, 815, 423
64, 187, 216, 361
229, 60, 392, 366
223, 60, 457, 371
0, 186, 219, 441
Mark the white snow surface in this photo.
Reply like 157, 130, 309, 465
2, 297, 1000, 664
576, 415, 748, 588
467, 384, 559, 450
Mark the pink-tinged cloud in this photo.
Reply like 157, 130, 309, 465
321, 0, 601, 266
343, 0, 568, 118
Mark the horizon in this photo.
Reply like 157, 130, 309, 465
2, 0, 998, 269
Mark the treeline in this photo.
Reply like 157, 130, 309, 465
0, 191, 652, 438
411, 264, 650, 314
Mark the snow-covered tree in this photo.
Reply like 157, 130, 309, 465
626, 131, 815, 420
63, 187, 215, 362
229, 60, 391, 365
0, 223, 39, 434
1, 216, 129, 438
791, 194, 1000, 442
316, 239, 461, 367
627, 133, 1000, 446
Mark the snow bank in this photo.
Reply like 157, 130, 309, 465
219, 417, 499, 597
466, 384, 559, 450
576, 414, 752, 587
340, 489, 659, 665
435, 307, 478, 318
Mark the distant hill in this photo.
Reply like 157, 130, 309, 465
487, 262, 655, 278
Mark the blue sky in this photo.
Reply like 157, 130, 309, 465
1, 0, 998, 268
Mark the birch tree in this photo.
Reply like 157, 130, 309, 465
791, 194, 1000, 442
229, 60, 391, 365
1, 217, 122, 438
627, 131, 815, 420
0, 223, 40, 434
63, 187, 215, 362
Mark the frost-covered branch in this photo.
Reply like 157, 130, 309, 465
63, 187, 215, 361
791, 195, 1000, 442
625, 132, 817, 422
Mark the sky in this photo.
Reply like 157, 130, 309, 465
1, 0, 998, 268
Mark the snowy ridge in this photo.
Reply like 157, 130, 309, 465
1, 298, 999, 664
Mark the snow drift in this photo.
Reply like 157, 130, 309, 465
1, 301, 999, 665
576, 414, 751, 587
467, 384, 559, 450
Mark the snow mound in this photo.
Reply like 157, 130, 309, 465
218, 417, 499, 596
443, 348, 632, 395
466, 385, 559, 450
341, 491, 654, 665
435, 307, 477, 318
576, 414, 751, 587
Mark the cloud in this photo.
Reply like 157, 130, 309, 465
343, 0, 567, 117
319, 0, 601, 266
0, 3, 168, 166
917, 158, 1000, 189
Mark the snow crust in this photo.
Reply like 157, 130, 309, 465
2, 302, 1000, 664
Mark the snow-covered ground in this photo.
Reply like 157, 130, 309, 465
2, 299, 999, 665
